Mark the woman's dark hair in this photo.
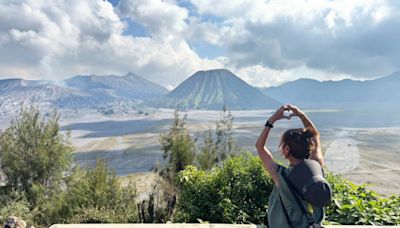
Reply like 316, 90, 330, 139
279, 128, 315, 159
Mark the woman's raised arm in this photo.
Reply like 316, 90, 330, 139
288, 104, 324, 166
256, 105, 288, 185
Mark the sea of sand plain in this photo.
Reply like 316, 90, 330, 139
50, 109, 400, 196
1, 109, 398, 196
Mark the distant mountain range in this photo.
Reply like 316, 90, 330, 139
0, 73, 168, 116
65, 72, 168, 100
259, 71, 400, 109
151, 69, 280, 110
1, 69, 398, 116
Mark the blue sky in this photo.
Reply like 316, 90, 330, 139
112, 0, 226, 59
0, 0, 399, 88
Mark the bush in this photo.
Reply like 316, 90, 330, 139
44, 160, 139, 224
176, 153, 400, 225
325, 172, 400, 225
176, 153, 274, 224
1, 107, 398, 225
0, 193, 33, 225
0, 108, 139, 226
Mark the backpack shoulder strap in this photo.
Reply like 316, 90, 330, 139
277, 188, 294, 228
280, 167, 316, 227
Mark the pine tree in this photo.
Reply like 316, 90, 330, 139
159, 109, 196, 177
215, 105, 239, 162
197, 129, 218, 170
0, 107, 73, 206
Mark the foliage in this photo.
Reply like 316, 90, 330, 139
0, 192, 34, 225
142, 109, 200, 223
325, 171, 400, 225
197, 129, 218, 170
196, 106, 240, 171
1, 107, 399, 226
176, 153, 274, 224
137, 176, 178, 223
160, 109, 196, 178
0, 107, 73, 207
0, 107, 139, 226
176, 153, 400, 225
42, 160, 139, 224
215, 106, 239, 162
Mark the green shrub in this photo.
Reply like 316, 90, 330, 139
41, 160, 139, 224
176, 153, 399, 225
0, 107, 73, 207
325, 172, 400, 225
176, 152, 274, 224
0, 194, 33, 225
0, 108, 140, 226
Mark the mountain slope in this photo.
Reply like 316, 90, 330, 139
0, 72, 168, 116
64, 72, 169, 100
155, 69, 280, 110
259, 72, 400, 109
0, 80, 119, 116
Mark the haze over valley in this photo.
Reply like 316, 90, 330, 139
1, 69, 399, 195
1, 69, 399, 117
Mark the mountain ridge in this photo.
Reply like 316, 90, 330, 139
0, 73, 169, 116
64, 72, 169, 100
259, 71, 400, 109
153, 69, 281, 110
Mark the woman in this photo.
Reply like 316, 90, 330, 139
256, 104, 325, 228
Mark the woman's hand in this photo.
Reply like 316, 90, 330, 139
288, 104, 320, 135
287, 104, 305, 118
309, 136, 320, 148
268, 105, 289, 124
286, 104, 324, 165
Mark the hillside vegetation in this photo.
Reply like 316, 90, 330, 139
0, 107, 398, 227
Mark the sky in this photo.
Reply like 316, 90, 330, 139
0, 0, 399, 89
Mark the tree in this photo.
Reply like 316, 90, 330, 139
159, 109, 196, 178
140, 109, 196, 223
0, 107, 73, 206
197, 129, 218, 170
50, 159, 138, 224
215, 105, 239, 162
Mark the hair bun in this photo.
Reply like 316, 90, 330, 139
303, 129, 314, 139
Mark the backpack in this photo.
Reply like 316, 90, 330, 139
277, 160, 332, 228
287, 159, 332, 208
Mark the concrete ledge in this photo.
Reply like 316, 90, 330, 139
50, 224, 400, 228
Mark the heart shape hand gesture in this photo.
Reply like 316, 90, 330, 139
269, 104, 305, 123
283, 110, 294, 119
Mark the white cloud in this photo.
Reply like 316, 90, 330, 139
185, 18, 221, 45
189, 0, 400, 79
372, 6, 392, 24
117, 0, 188, 41
226, 63, 358, 88
0, 0, 399, 89
0, 0, 222, 87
